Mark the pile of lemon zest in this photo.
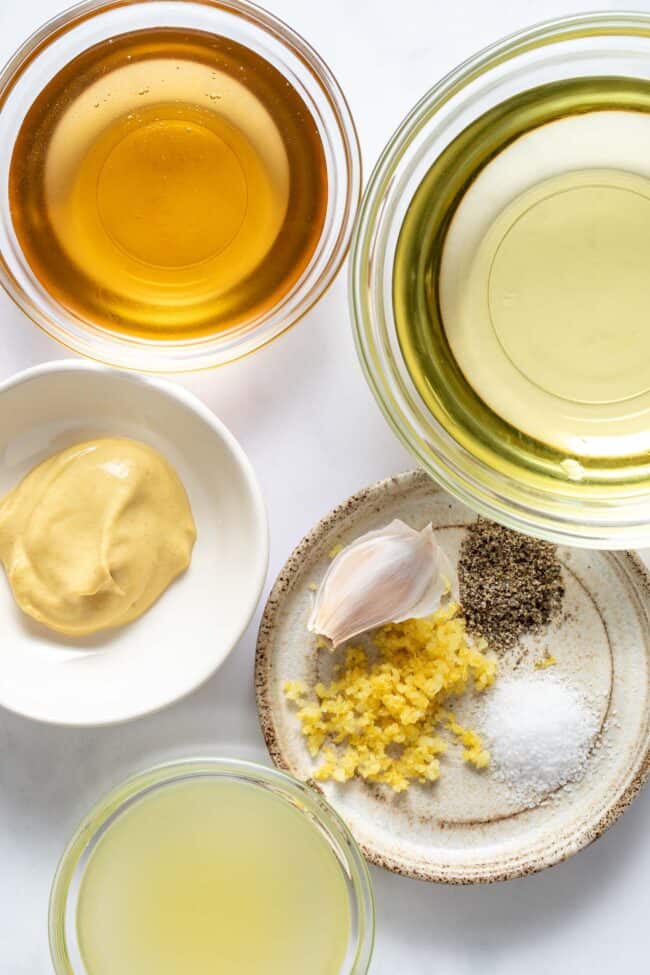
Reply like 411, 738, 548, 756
284, 603, 496, 792
328, 543, 343, 559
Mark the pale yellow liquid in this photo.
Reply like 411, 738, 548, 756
439, 133, 650, 460
485, 172, 650, 409
76, 778, 351, 975
395, 79, 650, 494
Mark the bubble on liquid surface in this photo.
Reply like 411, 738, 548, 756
560, 458, 585, 481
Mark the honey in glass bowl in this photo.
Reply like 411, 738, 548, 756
9, 27, 327, 340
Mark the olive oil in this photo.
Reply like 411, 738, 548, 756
9, 29, 327, 339
76, 777, 351, 975
394, 78, 650, 497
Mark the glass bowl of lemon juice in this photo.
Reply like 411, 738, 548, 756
49, 758, 374, 975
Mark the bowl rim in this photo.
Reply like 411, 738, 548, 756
0, 0, 362, 371
48, 756, 376, 973
0, 358, 269, 726
349, 10, 650, 549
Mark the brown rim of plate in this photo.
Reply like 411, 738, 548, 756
254, 469, 650, 883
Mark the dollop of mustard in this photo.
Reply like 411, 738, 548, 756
0, 438, 196, 636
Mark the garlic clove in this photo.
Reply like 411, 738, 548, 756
395, 531, 459, 622
308, 519, 458, 647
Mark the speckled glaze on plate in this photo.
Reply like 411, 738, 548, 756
255, 471, 650, 883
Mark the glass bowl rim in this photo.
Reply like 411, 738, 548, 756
350, 10, 650, 549
49, 756, 376, 974
0, 0, 362, 371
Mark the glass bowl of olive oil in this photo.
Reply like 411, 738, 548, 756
351, 13, 650, 548
0, 0, 360, 370
49, 758, 375, 975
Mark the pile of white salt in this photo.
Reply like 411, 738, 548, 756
479, 672, 600, 805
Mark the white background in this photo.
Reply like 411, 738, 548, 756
1, 1, 650, 972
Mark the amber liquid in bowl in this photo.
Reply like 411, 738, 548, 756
9, 28, 328, 339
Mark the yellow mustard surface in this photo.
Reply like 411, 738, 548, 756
285, 604, 496, 793
0, 438, 196, 636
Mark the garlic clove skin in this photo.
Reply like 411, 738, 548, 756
308, 519, 458, 647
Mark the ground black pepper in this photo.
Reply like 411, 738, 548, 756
458, 518, 564, 651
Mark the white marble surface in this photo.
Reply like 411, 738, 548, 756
1, 1, 650, 972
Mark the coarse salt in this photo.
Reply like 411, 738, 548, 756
478, 672, 600, 805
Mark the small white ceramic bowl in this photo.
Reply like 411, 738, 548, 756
0, 361, 268, 725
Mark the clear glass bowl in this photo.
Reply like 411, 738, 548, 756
350, 13, 650, 548
0, 0, 361, 371
49, 758, 375, 974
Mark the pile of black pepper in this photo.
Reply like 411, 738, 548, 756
458, 518, 564, 651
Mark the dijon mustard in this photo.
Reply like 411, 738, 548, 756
0, 438, 195, 635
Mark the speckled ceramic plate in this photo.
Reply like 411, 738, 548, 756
256, 471, 650, 883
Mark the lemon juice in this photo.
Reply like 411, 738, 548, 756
75, 776, 351, 975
